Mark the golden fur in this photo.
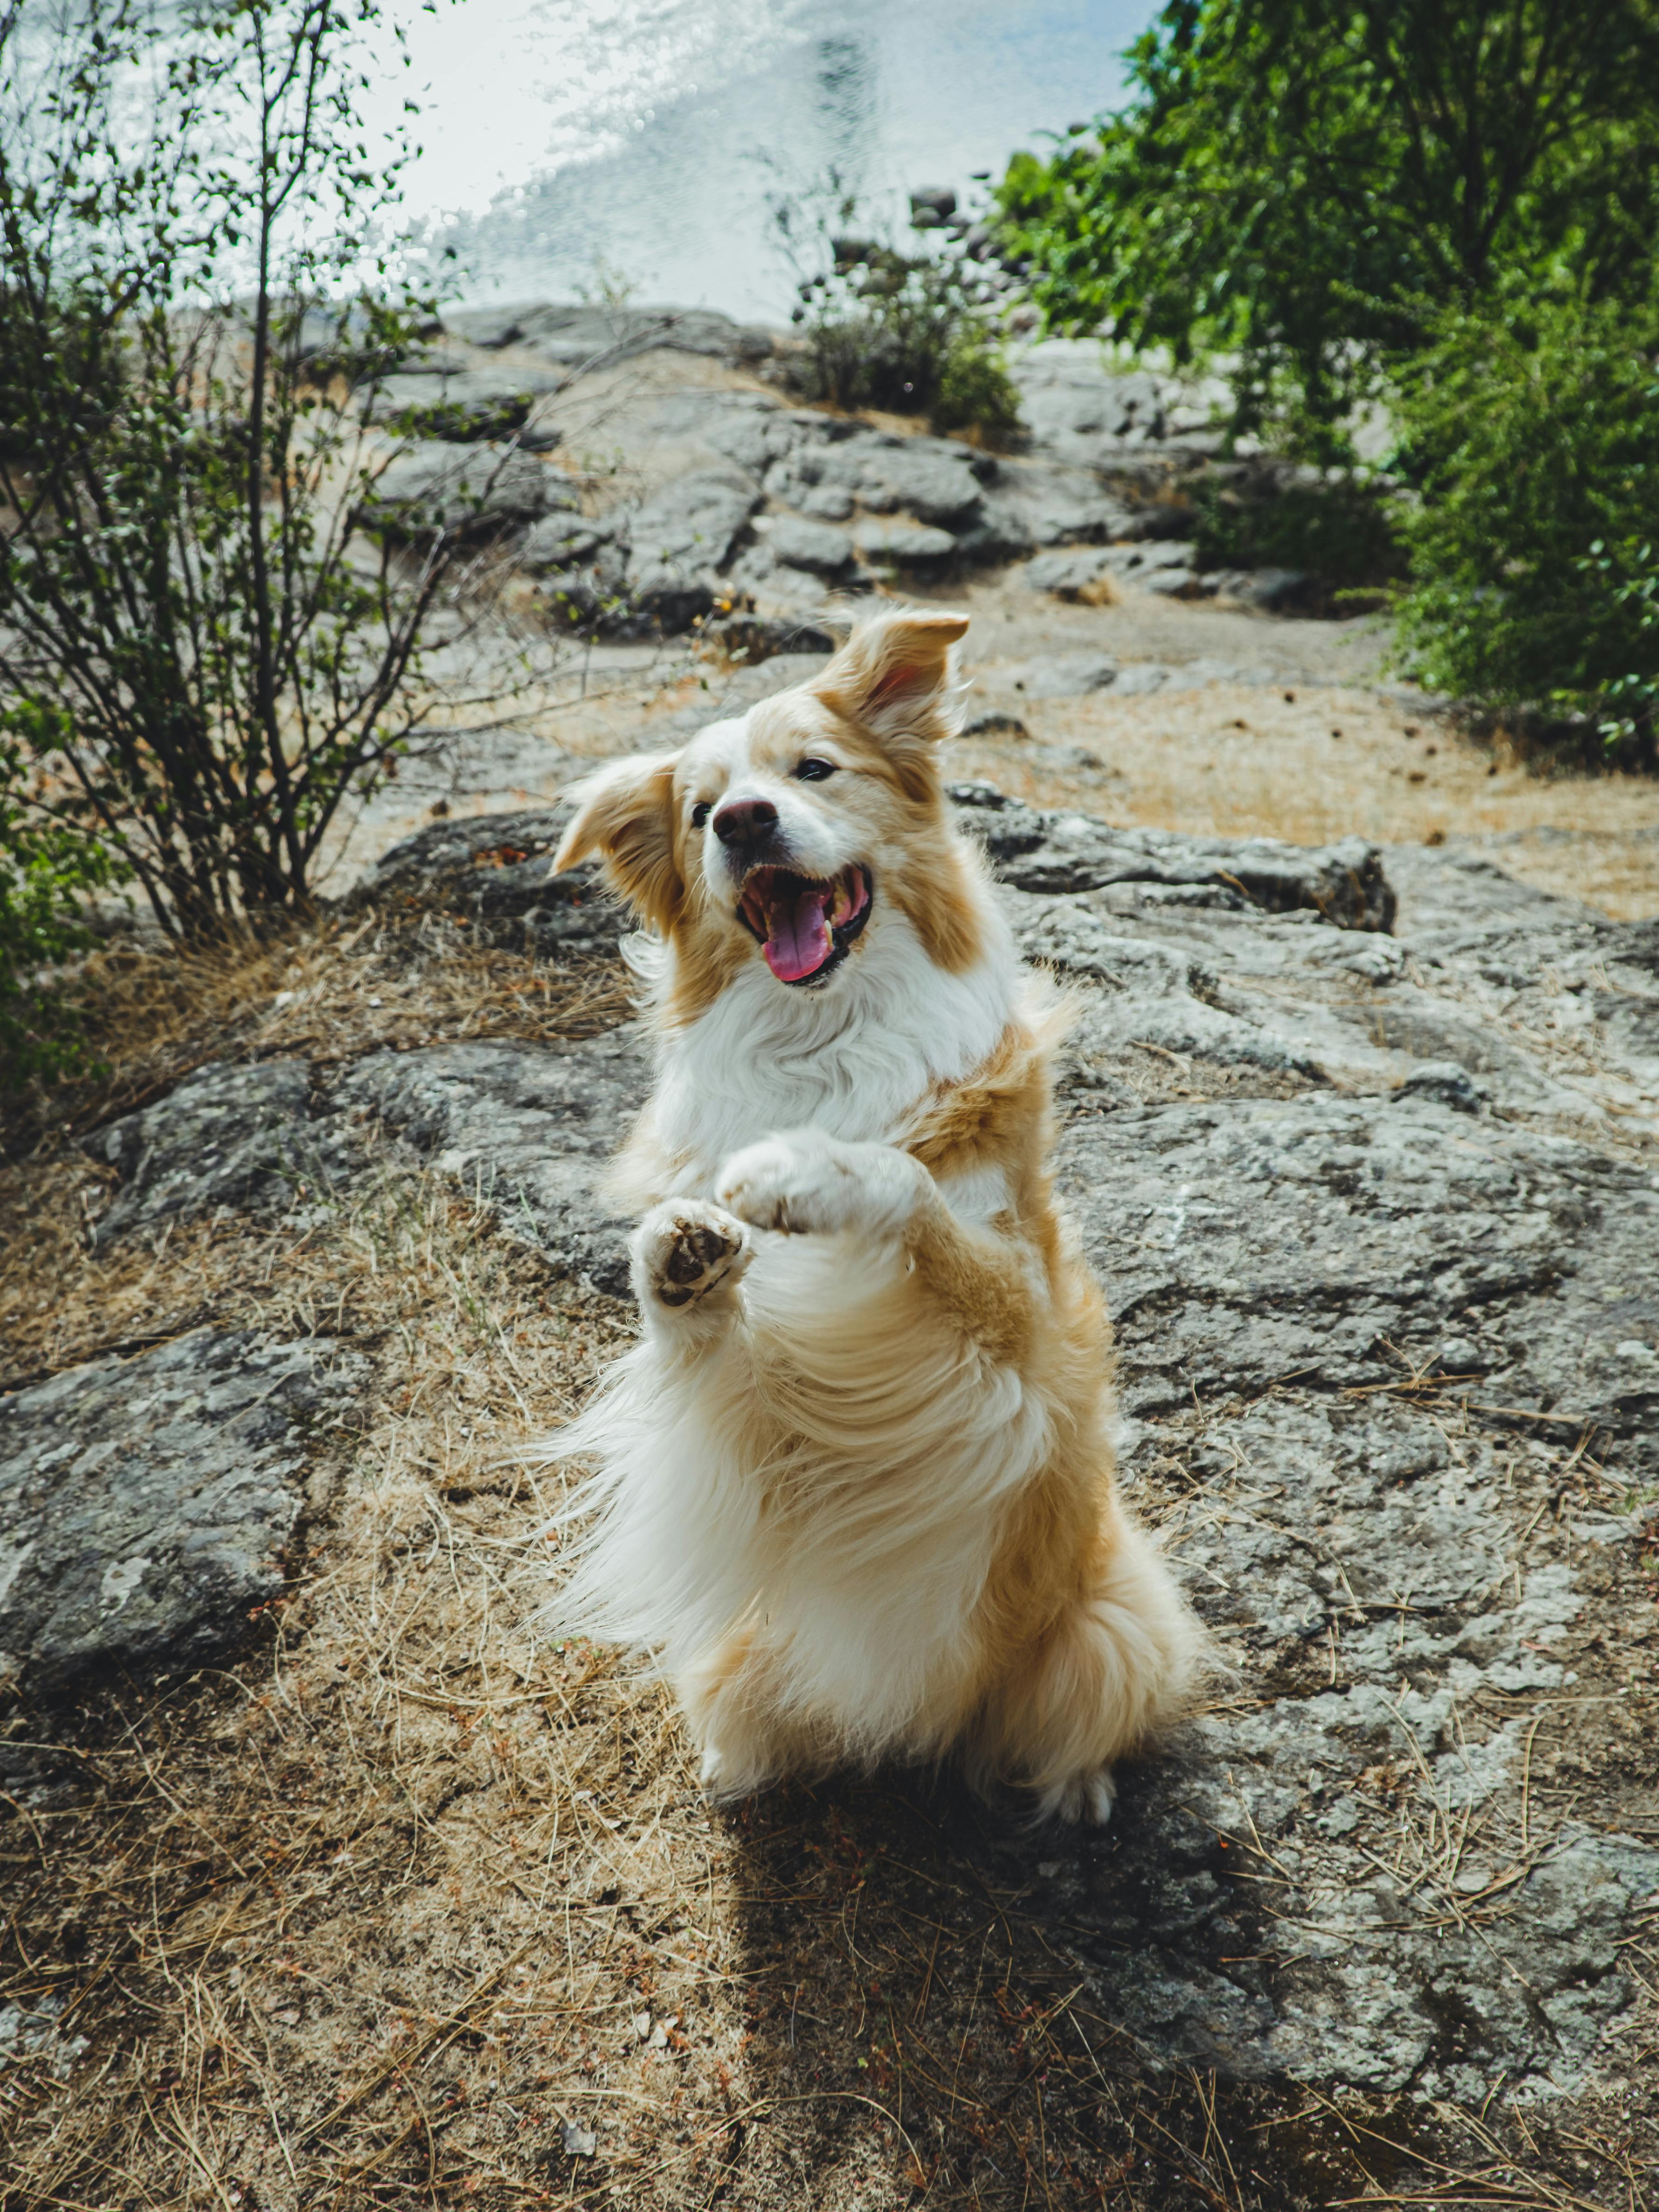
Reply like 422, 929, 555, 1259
544, 610, 1204, 1822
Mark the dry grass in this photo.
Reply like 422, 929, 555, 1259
1, 908, 629, 1159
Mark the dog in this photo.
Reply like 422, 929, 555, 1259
543, 608, 1203, 1822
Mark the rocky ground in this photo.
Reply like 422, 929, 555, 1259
1, 309, 1657, 2212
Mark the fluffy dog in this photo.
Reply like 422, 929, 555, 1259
545, 609, 1202, 1821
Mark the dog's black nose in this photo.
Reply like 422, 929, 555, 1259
712, 795, 779, 847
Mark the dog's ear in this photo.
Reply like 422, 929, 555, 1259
554, 751, 684, 933
813, 609, 969, 746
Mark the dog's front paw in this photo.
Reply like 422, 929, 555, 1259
631, 1199, 753, 1313
716, 1130, 928, 1239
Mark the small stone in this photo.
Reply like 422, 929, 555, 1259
1021, 547, 1120, 601
561, 2120, 597, 2157
1020, 652, 1119, 699
765, 514, 853, 576
850, 518, 957, 565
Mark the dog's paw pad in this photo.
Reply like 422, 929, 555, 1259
634, 1201, 753, 1310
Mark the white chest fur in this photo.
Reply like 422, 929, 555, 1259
640, 910, 1019, 1190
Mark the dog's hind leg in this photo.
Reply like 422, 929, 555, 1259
975, 1515, 1204, 1825
678, 1630, 812, 1798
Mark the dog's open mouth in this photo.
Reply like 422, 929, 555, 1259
737, 864, 873, 985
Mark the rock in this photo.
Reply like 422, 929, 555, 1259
1007, 652, 1120, 699
1021, 547, 1121, 601
795, 482, 856, 522
625, 469, 762, 624
910, 186, 957, 221
626, 468, 760, 571
1206, 566, 1313, 611
440, 304, 534, 349
1397, 1058, 1489, 1113
1144, 564, 1203, 598
510, 303, 771, 367
760, 514, 853, 576
517, 512, 623, 575
1112, 664, 1171, 696
840, 436, 985, 526
850, 518, 958, 565
961, 463, 1137, 558
1099, 539, 1199, 584
682, 390, 801, 476
359, 442, 571, 539
48, 779, 1655, 2111
950, 782, 1396, 930
88, 1061, 337, 1245
0, 1330, 363, 1700
961, 712, 1031, 741
361, 804, 622, 958
328, 1036, 648, 1296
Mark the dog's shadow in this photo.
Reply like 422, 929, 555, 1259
717, 1755, 1284, 2205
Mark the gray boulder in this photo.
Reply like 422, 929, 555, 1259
517, 512, 623, 575
950, 782, 1396, 928
762, 514, 854, 576
510, 303, 772, 366
851, 517, 957, 564
89, 1061, 329, 1245
1004, 651, 1121, 699
624, 468, 763, 624
328, 1036, 648, 1297
367, 367, 561, 442
0, 1331, 362, 1699
1020, 546, 1122, 600
361, 802, 622, 959
39, 777, 1656, 2110
359, 442, 571, 539
960, 464, 1138, 560
841, 436, 985, 525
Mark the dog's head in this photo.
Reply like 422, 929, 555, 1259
555, 609, 990, 1008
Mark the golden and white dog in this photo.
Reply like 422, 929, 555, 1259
545, 609, 1202, 1822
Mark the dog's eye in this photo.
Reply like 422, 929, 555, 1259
793, 758, 838, 782
691, 800, 711, 827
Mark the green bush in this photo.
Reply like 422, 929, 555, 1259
775, 208, 1019, 436
0, 723, 122, 1087
1391, 296, 1659, 760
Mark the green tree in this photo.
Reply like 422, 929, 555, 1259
0, 0, 506, 944
1391, 291, 1659, 760
997, 0, 1659, 451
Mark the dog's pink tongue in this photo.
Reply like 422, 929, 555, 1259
763, 885, 833, 982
